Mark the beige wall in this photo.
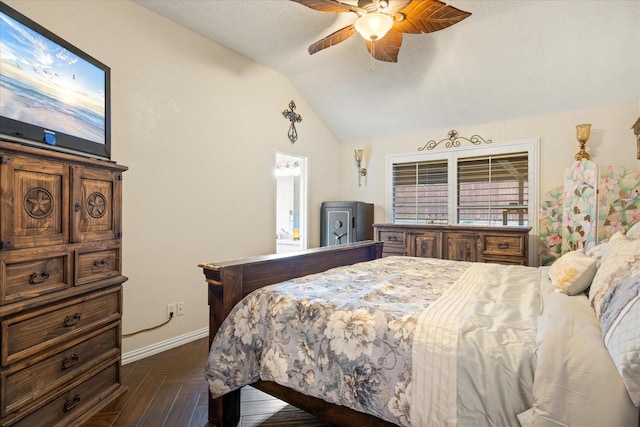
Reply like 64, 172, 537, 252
5, 0, 344, 354
4, 1, 639, 356
341, 103, 640, 267
341, 103, 640, 222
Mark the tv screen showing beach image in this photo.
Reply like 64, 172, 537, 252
0, 10, 106, 145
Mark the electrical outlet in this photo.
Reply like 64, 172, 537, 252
166, 303, 176, 319
176, 301, 185, 316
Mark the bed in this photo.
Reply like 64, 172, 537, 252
199, 236, 640, 427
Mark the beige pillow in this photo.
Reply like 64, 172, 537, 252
626, 222, 640, 240
549, 250, 598, 295
589, 233, 635, 309
589, 231, 640, 316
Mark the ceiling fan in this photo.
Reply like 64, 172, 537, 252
290, 0, 471, 62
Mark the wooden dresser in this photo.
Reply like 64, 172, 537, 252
374, 223, 531, 266
0, 141, 127, 426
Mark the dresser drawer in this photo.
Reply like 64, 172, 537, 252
9, 361, 120, 427
75, 247, 120, 286
482, 234, 526, 257
377, 229, 405, 246
377, 229, 406, 257
1, 252, 71, 304
2, 287, 121, 365
1, 324, 119, 417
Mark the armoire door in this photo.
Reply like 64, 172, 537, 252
71, 166, 122, 243
0, 154, 69, 250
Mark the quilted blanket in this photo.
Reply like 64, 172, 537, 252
205, 256, 540, 426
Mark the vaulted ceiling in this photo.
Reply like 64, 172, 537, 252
133, 0, 639, 142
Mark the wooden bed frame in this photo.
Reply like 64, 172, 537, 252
199, 241, 397, 427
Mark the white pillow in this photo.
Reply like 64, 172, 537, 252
532, 277, 639, 425
605, 297, 640, 406
549, 250, 598, 295
626, 222, 640, 240
588, 231, 640, 406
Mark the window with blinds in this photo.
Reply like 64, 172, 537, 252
389, 144, 534, 227
392, 160, 448, 224
457, 153, 529, 226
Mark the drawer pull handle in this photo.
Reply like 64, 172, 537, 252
387, 236, 397, 241
63, 395, 81, 412
29, 271, 50, 284
497, 243, 510, 249
93, 259, 110, 270
63, 313, 82, 327
62, 353, 80, 370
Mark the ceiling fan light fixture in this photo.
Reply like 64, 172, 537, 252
354, 12, 393, 41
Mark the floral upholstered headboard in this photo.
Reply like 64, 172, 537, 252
538, 163, 640, 266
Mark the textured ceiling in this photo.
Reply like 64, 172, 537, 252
133, 0, 639, 142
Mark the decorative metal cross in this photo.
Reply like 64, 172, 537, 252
282, 100, 302, 143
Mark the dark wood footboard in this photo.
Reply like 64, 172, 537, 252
199, 241, 385, 427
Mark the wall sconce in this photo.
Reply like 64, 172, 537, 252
354, 149, 367, 187
575, 123, 591, 160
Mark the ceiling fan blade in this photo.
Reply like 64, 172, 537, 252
394, 0, 471, 34
366, 30, 403, 62
290, 0, 363, 14
308, 24, 357, 55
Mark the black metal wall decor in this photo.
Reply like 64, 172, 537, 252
282, 100, 303, 143
418, 130, 492, 151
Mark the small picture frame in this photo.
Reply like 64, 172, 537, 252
634, 117, 640, 159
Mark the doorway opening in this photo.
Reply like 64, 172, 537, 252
275, 152, 307, 254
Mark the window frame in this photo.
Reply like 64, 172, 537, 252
385, 138, 539, 242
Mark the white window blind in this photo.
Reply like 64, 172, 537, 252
457, 153, 529, 226
392, 160, 448, 224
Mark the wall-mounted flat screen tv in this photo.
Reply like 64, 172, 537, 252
0, 1, 111, 159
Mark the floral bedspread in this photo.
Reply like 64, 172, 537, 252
205, 256, 471, 425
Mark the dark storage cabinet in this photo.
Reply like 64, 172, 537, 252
0, 140, 127, 426
321, 201, 374, 246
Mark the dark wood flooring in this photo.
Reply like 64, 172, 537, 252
82, 337, 333, 427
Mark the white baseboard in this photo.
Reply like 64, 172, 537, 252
122, 327, 208, 365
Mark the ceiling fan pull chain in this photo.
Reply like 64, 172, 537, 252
370, 40, 375, 72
